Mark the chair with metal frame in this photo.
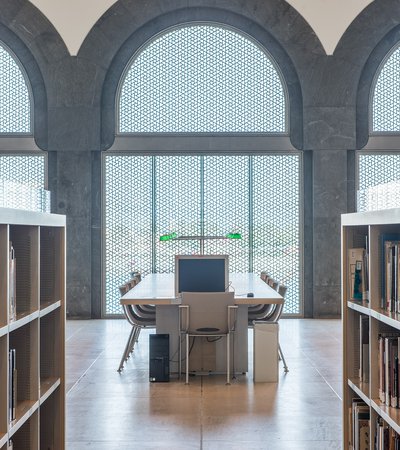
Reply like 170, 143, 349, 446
253, 283, 289, 373
118, 282, 139, 372
247, 273, 277, 326
178, 291, 238, 385
118, 275, 157, 372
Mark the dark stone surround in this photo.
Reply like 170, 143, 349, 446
0, 0, 399, 317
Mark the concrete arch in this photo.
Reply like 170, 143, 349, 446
91, 4, 305, 149
0, 1, 69, 149
356, 28, 400, 147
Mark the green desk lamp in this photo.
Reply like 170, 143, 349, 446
159, 232, 241, 255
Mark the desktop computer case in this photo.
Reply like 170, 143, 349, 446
149, 334, 170, 382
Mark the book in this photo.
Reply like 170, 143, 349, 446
359, 315, 369, 382
349, 248, 365, 301
358, 418, 369, 450
363, 235, 369, 302
8, 349, 16, 422
9, 243, 16, 321
352, 398, 369, 449
381, 234, 400, 310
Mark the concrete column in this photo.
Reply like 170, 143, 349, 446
312, 149, 348, 317
50, 151, 93, 318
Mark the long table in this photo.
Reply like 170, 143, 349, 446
121, 273, 283, 374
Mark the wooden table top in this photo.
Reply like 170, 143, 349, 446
120, 273, 284, 305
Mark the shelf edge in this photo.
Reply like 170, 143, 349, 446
40, 301, 61, 318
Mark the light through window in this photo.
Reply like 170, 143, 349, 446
0, 43, 31, 133
119, 24, 286, 133
104, 154, 301, 316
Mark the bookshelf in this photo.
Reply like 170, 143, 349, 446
342, 208, 400, 449
0, 208, 65, 450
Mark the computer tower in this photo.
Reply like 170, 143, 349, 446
149, 334, 170, 382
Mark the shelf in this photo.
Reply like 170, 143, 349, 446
9, 311, 39, 333
347, 300, 370, 315
348, 378, 370, 405
0, 326, 7, 339
40, 378, 60, 404
40, 301, 61, 318
11, 409, 38, 450
370, 308, 400, 331
8, 400, 38, 437
371, 399, 400, 435
0, 433, 7, 448
0, 210, 65, 449
341, 211, 400, 447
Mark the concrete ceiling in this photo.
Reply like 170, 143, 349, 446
29, 0, 374, 56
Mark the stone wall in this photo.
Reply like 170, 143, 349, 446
0, 0, 398, 317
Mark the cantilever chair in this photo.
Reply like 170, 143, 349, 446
118, 275, 156, 372
179, 292, 238, 385
253, 283, 289, 373
247, 273, 277, 326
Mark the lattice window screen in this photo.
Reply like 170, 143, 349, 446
252, 155, 300, 315
119, 24, 286, 133
104, 155, 153, 315
358, 154, 400, 190
154, 156, 201, 273
0, 155, 45, 211
372, 45, 400, 132
0, 43, 31, 133
104, 154, 301, 315
203, 156, 250, 273
0, 155, 44, 186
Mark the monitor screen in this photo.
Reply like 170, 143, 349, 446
175, 255, 229, 295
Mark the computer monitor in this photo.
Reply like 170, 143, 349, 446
175, 255, 229, 296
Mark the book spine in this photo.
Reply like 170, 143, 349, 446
8, 349, 16, 422
379, 336, 385, 403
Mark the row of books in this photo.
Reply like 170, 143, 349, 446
378, 334, 400, 408
9, 348, 16, 423
350, 398, 369, 450
375, 418, 400, 450
349, 398, 400, 449
382, 238, 400, 313
347, 234, 400, 314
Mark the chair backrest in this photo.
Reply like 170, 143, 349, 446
268, 284, 287, 322
181, 291, 235, 334
119, 283, 130, 296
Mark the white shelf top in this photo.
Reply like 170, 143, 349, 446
0, 207, 65, 227
342, 208, 400, 226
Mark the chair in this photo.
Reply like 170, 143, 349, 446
118, 282, 138, 372
179, 292, 238, 385
247, 274, 277, 325
118, 276, 157, 372
253, 283, 289, 373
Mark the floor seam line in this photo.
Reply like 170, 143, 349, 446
66, 349, 105, 396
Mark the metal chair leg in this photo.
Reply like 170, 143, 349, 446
118, 326, 136, 372
179, 334, 182, 379
186, 333, 190, 385
226, 333, 230, 385
127, 326, 139, 355
278, 344, 289, 373
134, 326, 141, 343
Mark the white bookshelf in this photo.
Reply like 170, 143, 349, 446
342, 208, 400, 448
0, 208, 65, 450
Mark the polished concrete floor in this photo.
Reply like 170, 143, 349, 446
66, 319, 342, 449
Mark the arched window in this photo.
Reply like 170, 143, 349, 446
358, 43, 400, 211
0, 41, 46, 210
105, 23, 301, 317
0, 42, 31, 133
118, 24, 287, 133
